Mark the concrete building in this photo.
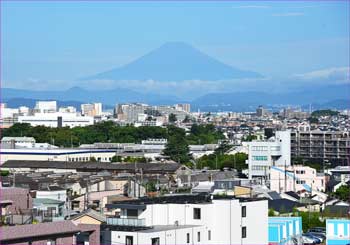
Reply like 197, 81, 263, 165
326, 219, 350, 245
116, 103, 148, 123
256, 105, 272, 118
270, 165, 326, 193
0, 148, 117, 164
59, 106, 77, 113
0, 220, 99, 244
34, 101, 57, 113
102, 194, 268, 245
268, 217, 303, 245
81, 103, 102, 117
1, 137, 36, 148
175, 103, 191, 113
291, 130, 350, 166
17, 112, 94, 128
245, 131, 291, 182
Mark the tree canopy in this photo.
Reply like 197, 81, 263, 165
311, 109, 339, 117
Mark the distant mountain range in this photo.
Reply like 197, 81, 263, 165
82, 42, 262, 81
2, 83, 349, 112
191, 83, 350, 111
3, 42, 349, 112
2, 87, 184, 106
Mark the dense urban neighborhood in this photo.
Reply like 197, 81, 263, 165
0, 100, 349, 244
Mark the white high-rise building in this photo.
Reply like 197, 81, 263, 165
244, 131, 291, 181
35, 101, 57, 113
59, 106, 77, 113
93, 103, 102, 116
81, 103, 102, 116
175, 103, 191, 113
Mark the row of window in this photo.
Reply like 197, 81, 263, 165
252, 146, 268, 151
296, 180, 306, 184
194, 207, 246, 220
252, 155, 268, 161
251, 146, 281, 151
69, 157, 112, 162
251, 165, 269, 171
296, 170, 306, 174
125, 228, 247, 245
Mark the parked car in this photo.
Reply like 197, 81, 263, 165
308, 227, 326, 235
302, 233, 321, 244
301, 235, 317, 245
304, 232, 326, 242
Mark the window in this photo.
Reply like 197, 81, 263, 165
197, 232, 200, 242
252, 156, 268, 161
126, 236, 133, 245
186, 233, 190, 244
47, 240, 56, 245
193, 208, 201, 219
242, 227, 247, 238
242, 206, 246, 217
296, 180, 306, 184
151, 237, 160, 245
208, 230, 211, 241
270, 146, 281, 151
252, 146, 268, 151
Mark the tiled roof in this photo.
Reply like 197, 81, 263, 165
71, 208, 106, 223
2, 160, 182, 173
0, 221, 80, 241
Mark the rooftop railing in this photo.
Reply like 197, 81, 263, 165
106, 217, 146, 227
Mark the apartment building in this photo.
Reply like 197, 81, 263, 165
102, 194, 268, 245
34, 101, 57, 113
270, 165, 326, 193
244, 131, 291, 181
291, 130, 350, 166
81, 103, 102, 117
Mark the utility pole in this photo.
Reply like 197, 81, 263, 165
284, 161, 287, 192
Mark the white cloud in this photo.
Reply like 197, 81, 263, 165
294, 67, 350, 82
272, 12, 305, 17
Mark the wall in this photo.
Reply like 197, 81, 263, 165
326, 219, 350, 245
0, 187, 33, 213
117, 199, 269, 245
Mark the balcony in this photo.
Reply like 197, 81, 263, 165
106, 217, 146, 227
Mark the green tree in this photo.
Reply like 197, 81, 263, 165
168, 113, 177, 123
111, 155, 123, 162
299, 211, 325, 232
311, 109, 339, 117
242, 134, 257, 142
182, 115, 191, 123
334, 185, 350, 201
163, 126, 190, 163
268, 208, 276, 217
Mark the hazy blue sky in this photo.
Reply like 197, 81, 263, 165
1, 1, 349, 92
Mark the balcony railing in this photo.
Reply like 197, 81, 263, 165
107, 217, 146, 227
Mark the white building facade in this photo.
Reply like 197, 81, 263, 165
103, 196, 268, 245
18, 112, 94, 128
245, 131, 291, 181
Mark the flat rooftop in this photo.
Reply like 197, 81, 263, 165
2, 160, 182, 174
